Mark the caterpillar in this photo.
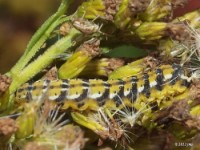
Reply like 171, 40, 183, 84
15, 64, 192, 111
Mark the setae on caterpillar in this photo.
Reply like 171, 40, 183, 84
15, 64, 193, 111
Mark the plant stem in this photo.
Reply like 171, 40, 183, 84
10, 0, 73, 75
9, 28, 80, 94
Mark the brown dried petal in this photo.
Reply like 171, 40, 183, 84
59, 22, 72, 36
107, 58, 125, 73
155, 100, 190, 125
128, 0, 150, 14
167, 23, 191, 42
58, 125, 87, 150
143, 56, 160, 70
103, 0, 121, 20
80, 39, 101, 57
0, 74, 12, 95
42, 66, 58, 80
190, 80, 200, 100
185, 118, 200, 130
0, 118, 18, 136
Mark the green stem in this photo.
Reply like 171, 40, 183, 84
10, 0, 73, 75
25, 0, 72, 54
9, 28, 80, 94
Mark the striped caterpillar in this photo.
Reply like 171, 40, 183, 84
15, 64, 192, 111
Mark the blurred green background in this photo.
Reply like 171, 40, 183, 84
0, 0, 60, 73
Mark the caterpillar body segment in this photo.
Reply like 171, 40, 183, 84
15, 65, 191, 111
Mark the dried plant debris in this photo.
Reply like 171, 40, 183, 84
167, 22, 190, 41
142, 56, 160, 71
190, 79, 200, 99
179, 26, 200, 62
0, 74, 12, 95
106, 58, 125, 74
42, 66, 58, 80
155, 99, 200, 132
103, 0, 121, 21
52, 125, 87, 150
128, 0, 150, 14
0, 118, 18, 136
185, 118, 200, 130
59, 22, 72, 36
155, 100, 190, 125
80, 39, 101, 57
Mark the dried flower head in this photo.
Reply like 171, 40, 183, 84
0, 118, 18, 136
170, 22, 200, 65
0, 74, 12, 95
